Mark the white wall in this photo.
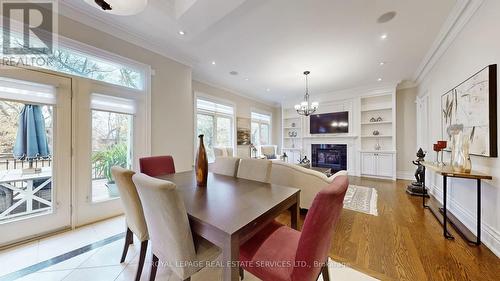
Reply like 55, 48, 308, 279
417, 0, 500, 256
396, 86, 417, 179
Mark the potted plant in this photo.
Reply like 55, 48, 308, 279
92, 143, 128, 197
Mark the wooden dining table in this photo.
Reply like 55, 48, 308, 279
156, 170, 300, 281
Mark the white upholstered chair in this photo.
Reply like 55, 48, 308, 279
111, 167, 149, 281
237, 158, 272, 183
213, 146, 234, 157
269, 161, 348, 209
258, 145, 278, 159
132, 173, 220, 281
210, 157, 241, 177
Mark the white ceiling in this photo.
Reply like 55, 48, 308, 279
60, 0, 456, 104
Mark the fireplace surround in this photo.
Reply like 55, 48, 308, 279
311, 144, 347, 172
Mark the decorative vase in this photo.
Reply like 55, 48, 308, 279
463, 137, 472, 173
195, 134, 208, 187
450, 126, 466, 172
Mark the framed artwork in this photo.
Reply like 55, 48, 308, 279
237, 117, 251, 145
441, 64, 497, 157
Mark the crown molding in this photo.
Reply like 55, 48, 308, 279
192, 78, 281, 108
413, 0, 485, 84
58, 2, 195, 68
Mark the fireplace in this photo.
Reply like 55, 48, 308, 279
311, 144, 347, 172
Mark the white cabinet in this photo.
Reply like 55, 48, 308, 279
361, 152, 394, 179
282, 149, 301, 164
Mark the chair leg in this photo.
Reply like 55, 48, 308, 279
120, 227, 133, 263
135, 240, 148, 281
239, 267, 244, 280
321, 261, 330, 281
150, 254, 159, 281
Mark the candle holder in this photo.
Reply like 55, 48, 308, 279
437, 140, 447, 167
433, 143, 441, 165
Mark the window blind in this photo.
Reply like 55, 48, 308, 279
0, 76, 56, 105
91, 93, 136, 115
197, 98, 234, 115
251, 112, 271, 123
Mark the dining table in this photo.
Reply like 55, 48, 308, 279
156, 170, 300, 281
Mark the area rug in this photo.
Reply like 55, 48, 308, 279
343, 185, 378, 216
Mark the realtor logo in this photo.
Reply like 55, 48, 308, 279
1, 0, 56, 55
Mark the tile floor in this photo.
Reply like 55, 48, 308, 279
0, 216, 378, 281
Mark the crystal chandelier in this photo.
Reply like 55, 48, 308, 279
294, 71, 319, 116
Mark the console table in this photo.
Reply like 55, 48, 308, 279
421, 162, 492, 245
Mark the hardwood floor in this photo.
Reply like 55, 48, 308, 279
276, 176, 500, 281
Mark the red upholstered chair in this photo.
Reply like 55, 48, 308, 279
139, 155, 176, 177
239, 175, 349, 281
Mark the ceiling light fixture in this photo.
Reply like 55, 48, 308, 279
380, 33, 388, 40
84, 0, 148, 15
378, 78, 383, 82
266, 88, 271, 92
178, 30, 185, 35
294, 71, 318, 116
211, 61, 216, 65
379, 62, 385, 66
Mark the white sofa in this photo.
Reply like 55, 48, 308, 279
269, 161, 348, 209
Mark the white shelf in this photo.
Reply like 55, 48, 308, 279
284, 116, 300, 120
282, 147, 302, 151
360, 150, 396, 154
361, 135, 393, 138
283, 137, 300, 139
283, 127, 302, 129
361, 121, 392, 125
361, 107, 392, 112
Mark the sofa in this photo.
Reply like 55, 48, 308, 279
269, 161, 347, 209
212, 156, 347, 209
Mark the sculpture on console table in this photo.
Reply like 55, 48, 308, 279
406, 148, 429, 197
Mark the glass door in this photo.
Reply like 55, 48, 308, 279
0, 68, 72, 246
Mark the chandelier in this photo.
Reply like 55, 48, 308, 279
294, 71, 318, 116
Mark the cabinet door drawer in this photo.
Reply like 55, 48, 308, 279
361, 153, 376, 175
376, 153, 393, 177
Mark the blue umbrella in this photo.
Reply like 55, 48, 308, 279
13, 105, 51, 164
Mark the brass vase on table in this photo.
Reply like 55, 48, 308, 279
195, 134, 208, 187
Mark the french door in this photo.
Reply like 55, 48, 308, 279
0, 68, 72, 247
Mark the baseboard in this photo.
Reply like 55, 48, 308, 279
428, 183, 500, 258
397, 171, 414, 181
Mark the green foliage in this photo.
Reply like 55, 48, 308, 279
92, 143, 128, 183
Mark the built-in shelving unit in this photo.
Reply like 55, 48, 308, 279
359, 92, 397, 180
281, 108, 303, 163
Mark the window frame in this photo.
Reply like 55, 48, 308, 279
194, 93, 236, 163
251, 110, 272, 146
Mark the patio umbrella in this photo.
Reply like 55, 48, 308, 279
13, 104, 50, 167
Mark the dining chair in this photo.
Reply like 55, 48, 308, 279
239, 175, 349, 281
210, 156, 241, 177
236, 158, 272, 183
139, 155, 176, 177
110, 167, 149, 281
132, 173, 221, 281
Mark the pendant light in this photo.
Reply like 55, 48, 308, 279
294, 71, 319, 116
85, 0, 148, 15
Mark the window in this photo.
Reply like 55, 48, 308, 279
196, 97, 234, 163
251, 112, 271, 146
1, 31, 144, 90
91, 94, 134, 202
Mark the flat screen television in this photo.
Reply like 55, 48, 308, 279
310, 111, 349, 134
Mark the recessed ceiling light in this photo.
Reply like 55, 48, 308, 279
266, 88, 271, 92
377, 11, 397, 24
380, 33, 388, 40
377, 78, 383, 82
178, 30, 185, 35
245, 78, 249, 81
379, 62, 385, 66
211, 61, 216, 65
